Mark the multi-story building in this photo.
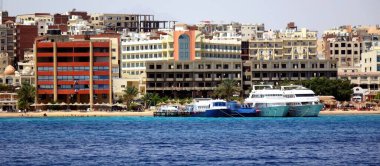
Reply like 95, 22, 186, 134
53, 13, 69, 25
341, 47, 380, 92
0, 92, 17, 111
16, 13, 54, 36
0, 23, 14, 61
14, 25, 38, 64
90, 13, 174, 32
145, 60, 242, 98
119, 31, 173, 98
241, 24, 265, 41
67, 15, 92, 35
243, 23, 337, 95
322, 26, 362, 73
35, 39, 112, 109
118, 24, 242, 98
325, 25, 380, 98
361, 47, 380, 73
71, 33, 121, 78
0, 11, 16, 24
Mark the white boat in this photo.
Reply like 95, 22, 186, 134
244, 85, 289, 117
157, 105, 179, 112
281, 85, 323, 117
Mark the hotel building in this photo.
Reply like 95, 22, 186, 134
243, 23, 337, 95
118, 24, 242, 98
35, 39, 112, 108
322, 26, 362, 73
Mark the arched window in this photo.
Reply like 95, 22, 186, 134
179, 34, 190, 61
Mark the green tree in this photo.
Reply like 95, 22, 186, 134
278, 77, 353, 101
374, 92, 380, 100
213, 79, 241, 101
141, 93, 161, 108
123, 87, 139, 110
17, 82, 35, 111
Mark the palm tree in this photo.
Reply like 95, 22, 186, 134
141, 93, 161, 108
123, 87, 139, 110
213, 79, 241, 101
17, 82, 35, 111
141, 93, 153, 108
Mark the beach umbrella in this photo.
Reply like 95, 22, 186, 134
46, 103, 53, 106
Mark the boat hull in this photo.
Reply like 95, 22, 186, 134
191, 109, 233, 117
288, 104, 323, 117
258, 106, 289, 117
232, 108, 257, 117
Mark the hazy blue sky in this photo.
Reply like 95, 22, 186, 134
3, 0, 379, 36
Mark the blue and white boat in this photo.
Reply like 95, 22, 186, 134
185, 98, 232, 117
281, 85, 323, 117
227, 101, 257, 117
244, 85, 289, 117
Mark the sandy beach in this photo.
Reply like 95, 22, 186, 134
0, 111, 154, 118
319, 110, 380, 115
0, 109, 379, 117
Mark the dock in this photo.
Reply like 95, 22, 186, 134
153, 111, 197, 117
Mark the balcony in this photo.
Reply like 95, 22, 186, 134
37, 63, 54, 67
57, 62, 89, 66
93, 62, 109, 66
37, 53, 53, 57
57, 52, 89, 57
94, 52, 109, 57
37, 81, 54, 85
93, 90, 109, 94
93, 80, 109, 84
37, 71, 54, 76
37, 89, 54, 94
58, 71, 89, 75
93, 71, 109, 75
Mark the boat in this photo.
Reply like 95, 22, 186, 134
157, 105, 179, 112
281, 85, 324, 117
227, 101, 257, 117
244, 85, 289, 117
185, 98, 232, 117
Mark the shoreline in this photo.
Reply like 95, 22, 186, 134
0, 110, 379, 118
0, 111, 154, 118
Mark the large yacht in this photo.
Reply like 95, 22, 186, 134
244, 85, 289, 117
281, 85, 323, 117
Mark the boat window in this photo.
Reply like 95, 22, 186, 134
213, 102, 226, 107
295, 94, 315, 97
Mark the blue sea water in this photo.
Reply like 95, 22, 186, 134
0, 115, 379, 165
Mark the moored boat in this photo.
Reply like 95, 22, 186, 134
282, 85, 324, 117
227, 101, 257, 117
244, 85, 289, 117
186, 98, 232, 117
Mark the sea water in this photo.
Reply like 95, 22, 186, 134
0, 115, 379, 165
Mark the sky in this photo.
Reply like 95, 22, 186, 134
3, 0, 379, 36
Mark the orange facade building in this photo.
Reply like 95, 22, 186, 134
35, 40, 112, 109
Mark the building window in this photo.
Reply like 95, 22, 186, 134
178, 34, 190, 61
